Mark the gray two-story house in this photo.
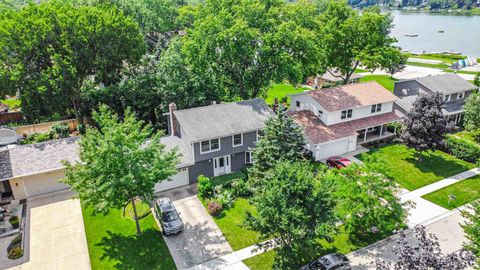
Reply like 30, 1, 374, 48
155, 98, 273, 192
393, 73, 478, 128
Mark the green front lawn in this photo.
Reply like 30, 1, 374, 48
1, 98, 21, 109
211, 198, 263, 250
265, 83, 308, 105
359, 75, 397, 92
243, 250, 275, 270
82, 206, 176, 270
358, 144, 475, 190
422, 175, 480, 209
454, 130, 480, 144
406, 61, 450, 69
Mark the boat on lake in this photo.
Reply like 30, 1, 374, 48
405, 34, 418, 37
438, 30, 445, 33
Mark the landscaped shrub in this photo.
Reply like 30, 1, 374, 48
51, 123, 70, 138
230, 178, 252, 198
7, 247, 23, 260
444, 134, 480, 163
9, 216, 19, 229
197, 175, 214, 199
215, 191, 233, 209
124, 199, 151, 221
207, 201, 223, 216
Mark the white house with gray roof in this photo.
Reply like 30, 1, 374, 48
161, 98, 273, 190
0, 137, 79, 202
394, 73, 478, 128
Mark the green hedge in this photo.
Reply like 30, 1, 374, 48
444, 134, 480, 163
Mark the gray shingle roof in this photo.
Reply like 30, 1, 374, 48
416, 74, 478, 94
173, 98, 274, 142
160, 136, 193, 168
0, 137, 79, 181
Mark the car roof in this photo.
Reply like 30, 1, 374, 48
156, 198, 174, 212
330, 156, 351, 162
320, 253, 348, 266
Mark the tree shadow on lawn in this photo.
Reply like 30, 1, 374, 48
96, 229, 172, 270
404, 151, 473, 179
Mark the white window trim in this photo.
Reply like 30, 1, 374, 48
245, 151, 253, 164
445, 94, 451, 102
458, 92, 465, 99
256, 130, 262, 141
200, 138, 221, 154
232, 133, 243, 147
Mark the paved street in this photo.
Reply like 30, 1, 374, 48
348, 209, 468, 269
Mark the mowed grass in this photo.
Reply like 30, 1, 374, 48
82, 206, 176, 270
422, 175, 480, 209
454, 130, 480, 144
265, 83, 308, 105
358, 144, 475, 190
243, 250, 275, 270
211, 198, 263, 250
1, 98, 21, 109
359, 75, 397, 92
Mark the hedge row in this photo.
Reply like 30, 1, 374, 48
444, 135, 480, 163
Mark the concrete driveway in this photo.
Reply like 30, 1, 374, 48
348, 209, 468, 269
159, 187, 233, 269
5, 190, 90, 270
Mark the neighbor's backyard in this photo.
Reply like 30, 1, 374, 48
358, 143, 475, 190
82, 206, 176, 270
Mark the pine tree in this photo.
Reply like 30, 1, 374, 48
400, 92, 447, 153
249, 105, 306, 184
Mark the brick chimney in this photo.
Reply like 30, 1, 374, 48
169, 102, 178, 137
273, 97, 279, 112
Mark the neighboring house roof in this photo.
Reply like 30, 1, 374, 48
296, 81, 398, 112
0, 137, 79, 181
395, 95, 417, 112
173, 98, 274, 142
160, 136, 193, 168
396, 94, 465, 115
320, 70, 363, 82
415, 73, 477, 94
289, 110, 400, 145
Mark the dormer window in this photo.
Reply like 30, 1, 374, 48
458, 92, 465, 99
371, 104, 382, 113
341, 109, 352, 120
445, 94, 451, 102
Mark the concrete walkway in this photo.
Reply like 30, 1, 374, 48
400, 168, 480, 226
5, 190, 90, 270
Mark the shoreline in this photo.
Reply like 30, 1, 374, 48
385, 7, 480, 16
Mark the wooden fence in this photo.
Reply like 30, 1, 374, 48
0, 111, 23, 125
14, 119, 78, 136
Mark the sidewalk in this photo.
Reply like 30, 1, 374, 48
400, 168, 480, 226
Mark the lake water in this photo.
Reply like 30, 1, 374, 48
389, 10, 480, 57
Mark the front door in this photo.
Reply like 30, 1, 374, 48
213, 155, 231, 176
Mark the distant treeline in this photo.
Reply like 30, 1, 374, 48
349, 0, 479, 9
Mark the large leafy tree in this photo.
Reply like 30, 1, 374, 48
249, 106, 306, 182
332, 164, 409, 244
0, 1, 145, 125
376, 225, 475, 270
63, 105, 179, 235
318, 0, 404, 84
182, 0, 324, 100
400, 93, 447, 153
463, 92, 480, 131
246, 161, 335, 269
462, 200, 480, 268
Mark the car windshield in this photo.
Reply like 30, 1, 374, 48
162, 210, 179, 222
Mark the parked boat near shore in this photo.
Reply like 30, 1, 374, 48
405, 34, 418, 37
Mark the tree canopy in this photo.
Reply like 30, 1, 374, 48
462, 200, 480, 268
464, 92, 480, 131
0, 1, 145, 124
63, 105, 179, 234
318, 1, 404, 84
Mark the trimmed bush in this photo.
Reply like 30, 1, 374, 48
444, 134, 480, 163
207, 201, 223, 216
230, 178, 252, 198
215, 191, 233, 209
197, 175, 214, 199
51, 123, 70, 138
125, 199, 151, 221
8, 247, 23, 260
9, 216, 19, 229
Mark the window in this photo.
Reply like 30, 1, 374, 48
200, 138, 220, 153
341, 109, 353, 119
445, 94, 451, 102
245, 151, 253, 164
371, 103, 382, 113
458, 92, 465, 99
256, 129, 264, 141
296, 101, 301, 108
232, 133, 243, 147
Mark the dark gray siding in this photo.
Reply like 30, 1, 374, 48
187, 151, 250, 183
192, 131, 257, 162
231, 151, 247, 172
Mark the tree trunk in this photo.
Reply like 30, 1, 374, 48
131, 197, 142, 235
71, 96, 84, 131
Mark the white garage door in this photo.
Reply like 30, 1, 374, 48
23, 171, 70, 198
316, 138, 350, 160
154, 167, 189, 193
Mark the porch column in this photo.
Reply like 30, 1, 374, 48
364, 128, 368, 143
379, 125, 383, 139
394, 124, 397, 134
455, 114, 459, 125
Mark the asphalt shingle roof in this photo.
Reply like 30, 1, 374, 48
415, 74, 478, 94
160, 136, 193, 168
173, 98, 274, 142
0, 137, 79, 181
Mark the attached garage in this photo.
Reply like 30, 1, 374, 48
9, 170, 70, 200
315, 135, 357, 160
154, 167, 190, 193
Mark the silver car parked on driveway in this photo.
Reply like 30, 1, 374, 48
155, 198, 184, 235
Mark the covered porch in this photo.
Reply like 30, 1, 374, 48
446, 112, 463, 129
357, 123, 398, 145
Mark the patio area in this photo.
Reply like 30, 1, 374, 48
357, 123, 397, 145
